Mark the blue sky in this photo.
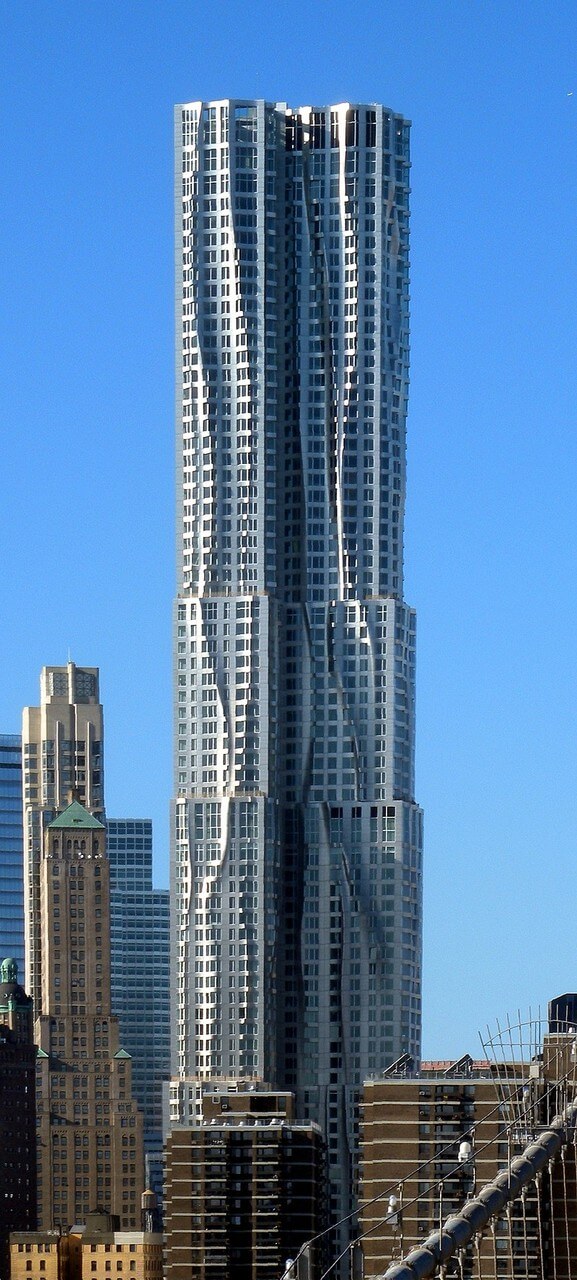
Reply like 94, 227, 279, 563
1, 1, 576, 1059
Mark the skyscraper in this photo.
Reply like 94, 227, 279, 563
22, 664, 104, 1017
35, 800, 144, 1229
0, 735, 25, 972
107, 818, 170, 1204
172, 99, 423, 1225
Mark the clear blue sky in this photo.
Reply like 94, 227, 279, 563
1, 1, 576, 1059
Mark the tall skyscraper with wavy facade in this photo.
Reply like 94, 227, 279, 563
171, 99, 423, 1229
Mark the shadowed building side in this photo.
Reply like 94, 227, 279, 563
0, 958, 37, 1280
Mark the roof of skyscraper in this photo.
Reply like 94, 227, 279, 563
48, 800, 105, 830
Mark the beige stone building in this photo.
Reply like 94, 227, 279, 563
10, 1232, 70, 1280
35, 801, 143, 1229
23, 665, 104, 1020
11, 1212, 162, 1280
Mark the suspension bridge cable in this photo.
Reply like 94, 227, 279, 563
283, 1041, 577, 1280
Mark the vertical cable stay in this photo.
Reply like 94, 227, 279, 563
474, 1231, 483, 1280
489, 1215, 499, 1279
549, 1160, 559, 1280
520, 1186, 530, 1280
505, 1200, 514, 1279
535, 1170, 546, 1280
560, 1144, 571, 1275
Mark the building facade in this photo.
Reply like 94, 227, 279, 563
11, 1212, 163, 1280
164, 1084, 324, 1280
10, 1234, 67, 1280
0, 735, 25, 971
171, 99, 423, 1225
23, 664, 104, 1017
0, 958, 37, 1280
107, 818, 170, 1203
35, 801, 144, 1230
359, 1046, 577, 1280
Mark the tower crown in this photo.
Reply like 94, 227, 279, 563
0, 956, 31, 1009
0, 958, 18, 984
48, 800, 105, 830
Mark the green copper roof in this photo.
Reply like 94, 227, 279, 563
114, 1048, 132, 1059
48, 800, 105, 831
0, 959, 18, 984
0, 958, 32, 1011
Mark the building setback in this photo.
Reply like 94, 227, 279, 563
164, 1085, 325, 1280
34, 800, 144, 1229
171, 98, 423, 1229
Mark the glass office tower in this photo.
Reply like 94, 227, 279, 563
108, 818, 170, 1208
0, 735, 25, 971
172, 100, 423, 1228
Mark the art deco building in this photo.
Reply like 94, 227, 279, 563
35, 800, 144, 1229
0, 957, 37, 1280
0, 735, 25, 971
164, 1084, 324, 1279
23, 664, 104, 1017
171, 99, 422, 1225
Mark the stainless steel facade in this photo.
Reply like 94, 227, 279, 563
172, 100, 423, 1225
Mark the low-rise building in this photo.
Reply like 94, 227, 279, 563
10, 1232, 70, 1280
11, 1211, 163, 1280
